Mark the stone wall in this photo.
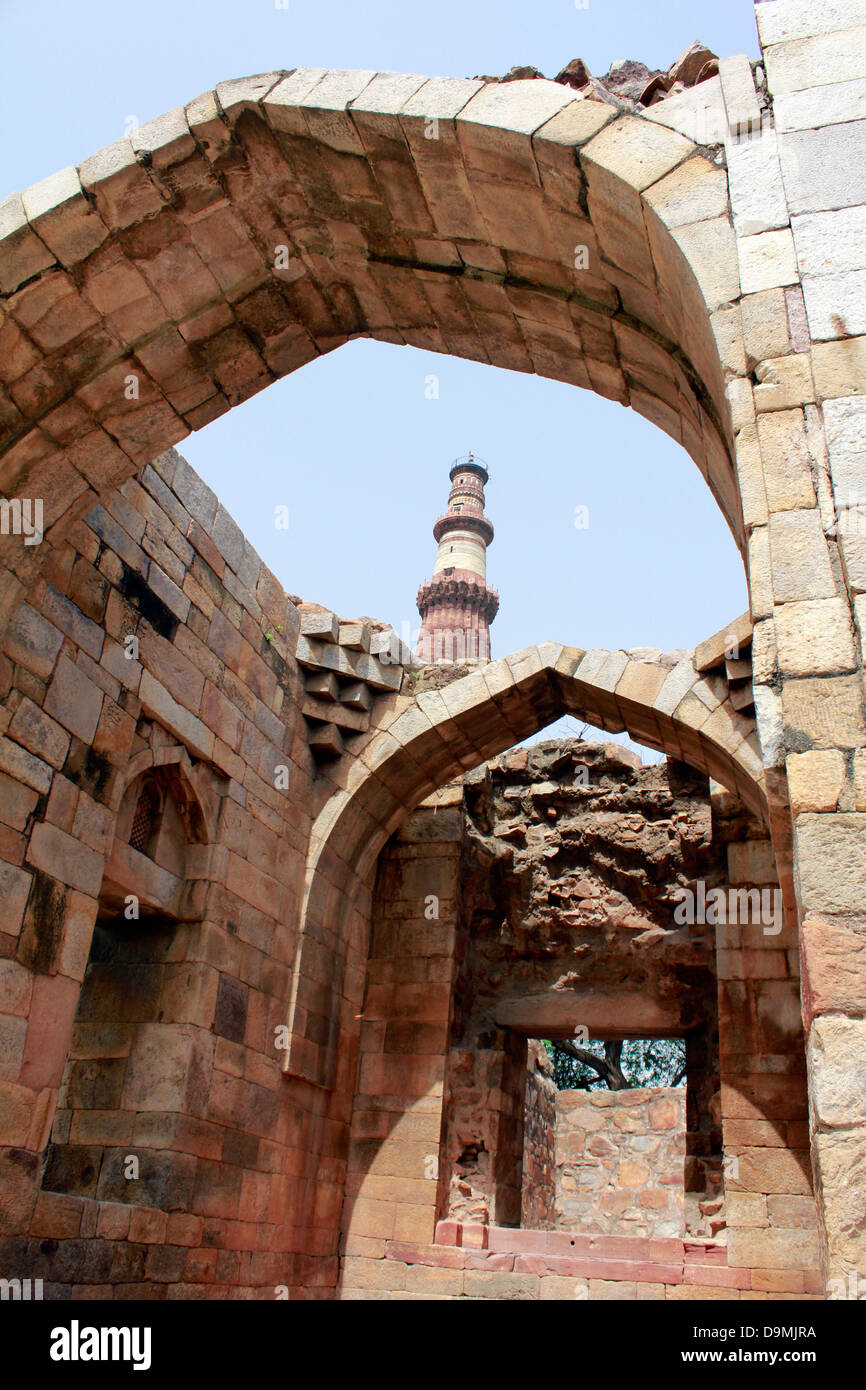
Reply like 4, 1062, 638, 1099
3, 0, 866, 1292
0, 446, 325, 1295
439, 738, 724, 1229
340, 740, 822, 1298
555, 1087, 686, 1240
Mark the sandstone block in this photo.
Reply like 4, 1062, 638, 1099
802, 270, 866, 340
754, 355, 814, 412
777, 120, 866, 216
808, 1016, 866, 1128
755, 410, 816, 513
672, 217, 740, 312
8, 697, 69, 770
123, 1022, 214, 1114
22, 166, 109, 266
738, 229, 798, 294
775, 76, 866, 133
811, 336, 866, 399
796, 813, 866, 912
728, 1146, 813, 1195
728, 1224, 821, 1271
0, 192, 56, 293
740, 290, 790, 365
774, 598, 856, 677
25, 821, 102, 895
765, 26, 866, 99
726, 1192, 768, 1228
0, 859, 33, 938
766, 1194, 818, 1229
823, 394, 866, 508
0, 772, 39, 833
781, 675, 866, 748
810, 1127, 866, 1276
44, 656, 104, 744
457, 80, 575, 182
644, 76, 726, 145
582, 114, 692, 197
786, 749, 845, 813
139, 670, 214, 761
5, 603, 63, 680
769, 508, 834, 601
78, 136, 166, 228
642, 155, 730, 235
725, 126, 788, 238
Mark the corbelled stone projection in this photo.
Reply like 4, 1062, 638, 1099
0, 0, 865, 1298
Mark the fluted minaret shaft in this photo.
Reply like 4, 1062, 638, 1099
416, 454, 498, 664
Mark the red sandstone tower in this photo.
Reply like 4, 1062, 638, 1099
416, 452, 499, 663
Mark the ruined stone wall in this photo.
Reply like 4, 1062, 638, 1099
437, 739, 724, 1229
555, 1087, 686, 1239
0, 447, 341, 1296
4, 0, 866, 1292
521, 1042, 556, 1230
341, 738, 823, 1298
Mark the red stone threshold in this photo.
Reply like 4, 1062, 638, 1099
376, 1220, 755, 1289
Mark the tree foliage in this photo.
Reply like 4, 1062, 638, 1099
544, 1038, 686, 1091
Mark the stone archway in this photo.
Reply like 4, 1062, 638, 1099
0, 66, 745, 634
336, 726, 819, 1298
286, 642, 763, 1089
0, 20, 864, 1293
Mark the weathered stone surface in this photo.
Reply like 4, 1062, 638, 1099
764, 26, 866, 99
727, 1225, 821, 1271
823, 395, 866, 508
768, 509, 834, 601
796, 813, 866, 912
725, 128, 789, 238
738, 229, 799, 293
810, 1128, 866, 1277
44, 657, 103, 744
777, 120, 866, 216
645, 76, 726, 145
718, 54, 760, 136
753, 354, 814, 411
782, 676, 866, 749
811, 336, 866, 398
800, 934, 866, 1034
805, 272, 866, 342
0, 40, 862, 1300
775, 76, 866, 132
555, 1087, 686, 1239
774, 599, 856, 678
756, 0, 866, 49
5, 603, 63, 679
786, 750, 845, 813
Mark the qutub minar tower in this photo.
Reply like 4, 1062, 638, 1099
416, 452, 499, 663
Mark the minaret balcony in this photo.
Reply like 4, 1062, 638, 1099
432, 511, 494, 546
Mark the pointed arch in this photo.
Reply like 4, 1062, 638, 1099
0, 69, 747, 649
286, 641, 762, 1086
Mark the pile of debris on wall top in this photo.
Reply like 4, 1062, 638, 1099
479, 40, 729, 112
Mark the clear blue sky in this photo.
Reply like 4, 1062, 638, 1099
2, 0, 760, 750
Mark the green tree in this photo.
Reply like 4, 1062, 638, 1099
544, 1038, 686, 1091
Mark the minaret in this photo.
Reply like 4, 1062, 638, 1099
416, 452, 499, 663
